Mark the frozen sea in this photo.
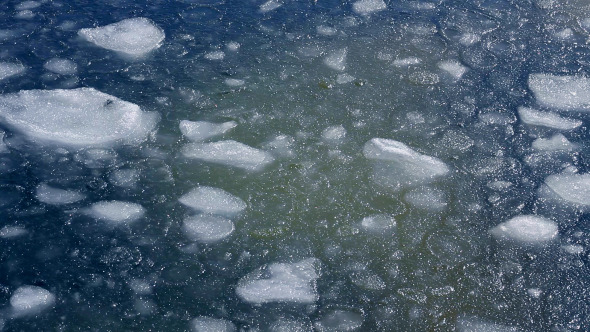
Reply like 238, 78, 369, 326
1, 0, 590, 330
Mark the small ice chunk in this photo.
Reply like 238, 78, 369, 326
263, 135, 295, 158
352, 0, 387, 15
324, 48, 347, 71
561, 244, 584, 254
269, 319, 312, 332
204, 50, 225, 60
15, 10, 34, 19
361, 214, 396, 233
182, 140, 275, 171
128, 278, 153, 295
393, 57, 421, 67
236, 258, 320, 304
259, 0, 282, 13
43, 58, 77, 75
490, 215, 558, 244
321, 125, 346, 143
183, 214, 235, 243
527, 288, 542, 298
0, 88, 158, 148
0, 62, 26, 81
555, 28, 573, 39
10, 286, 56, 317
88, 201, 145, 223
404, 186, 448, 212
16, 1, 40, 10
456, 316, 521, 332
109, 169, 139, 188
314, 310, 364, 331
363, 138, 450, 190
36, 183, 85, 205
191, 316, 236, 332
544, 173, 590, 206
317, 25, 337, 36
528, 74, 590, 110
79, 17, 165, 57
0, 226, 27, 239
438, 60, 468, 79
179, 120, 237, 142
224, 78, 245, 87
179, 186, 246, 216
517, 107, 581, 130
336, 73, 355, 84
459, 32, 480, 45
226, 41, 240, 51
532, 134, 576, 151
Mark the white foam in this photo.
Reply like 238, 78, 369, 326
204, 50, 225, 60
79, 17, 165, 57
352, 0, 387, 15
259, 0, 282, 13
404, 186, 448, 212
528, 74, 590, 110
438, 60, 468, 80
324, 48, 347, 71
36, 183, 85, 205
236, 258, 320, 304
179, 186, 246, 216
314, 310, 364, 332
0, 88, 158, 148
490, 215, 558, 244
88, 201, 145, 223
518, 107, 581, 130
544, 173, 590, 206
532, 134, 576, 151
191, 316, 236, 332
321, 125, 346, 143
363, 138, 450, 190
361, 214, 396, 233
0, 62, 26, 81
179, 120, 237, 142
183, 214, 235, 243
10, 285, 56, 317
456, 316, 521, 332
0, 226, 27, 239
43, 58, 77, 75
181, 140, 275, 171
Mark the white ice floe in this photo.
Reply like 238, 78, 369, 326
518, 107, 582, 130
490, 215, 558, 244
43, 58, 77, 75
191, 316, 236, 332
226, 41, 240, 52
259, 0, 282, 13
404, 186, 448, 212
314, 310, 364, 332
528, 74, 590, 110
336, 73, 355, 84
438, 60, 468, 80
0, 226, 27, 239
352, 0, 387, 15
324, 48, 347, 71
363, 138, 450, 190
531, 134, 576, 151
179, 186, 246, 216
15, 1, 40, 10
88, 201, 145, 223
179, 120, 237, 142
224, 78, 245, 87
183, 214, 235, 243
0, 62, 26, 81
10, 285, 56, 317
393, 57, 421, 67
182, 140, 275, 171
79, 17, 165, 57
204, 50, 225, 60
236, 258, 320, 304
544, 173, 590, 207
128, 278, 153, 295
0, 88, 158, 148
36, 183, 85, 205
456, 316, 521, 332
321, 125, 346, 143
361, 214, 396, 233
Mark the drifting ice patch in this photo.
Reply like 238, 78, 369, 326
324, 48, 347, 71
36, 183, 85, 205
393, 57, 421, 67
179, 186, 246, 216
321, 125, 346, 143
204, 50, 225, 61
352, 0, 387, 15
0, 62, 26, 81
361, 214, 396, 233
544, 173, 590, 207
10, 285, 56, 317
43, 58, 77, 75
236, 258, 320, 304
88, 201, 145, 223
179, 120, 237, 142
182, 140, 275, 172
0, 88, 158, 148
518, 107, 582, 130
532, 134, 576, 151
190, 316, 236, 332
490, 215, 558, 245
183, 214, 235, 243
528, 74, 590, 110
438, 60, 468, 80
363, 138, 450, 190
404, 186, 448, 212
0, 226, 27, 239
79, 17, 165, 57
259, 0, 282, 13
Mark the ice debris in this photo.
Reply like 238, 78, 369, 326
438, 60, 468, 79
314, 310, 364, 331
88, 201, 145, 223
544, 173, 590, 207
361, 214, 397, 233
490, 215, 558, 244
531, 134, 576, 151
43, 58, 77, 75
404, 186, 448, 212
179, 120, 237, 142
36, 183, 85, 205
518, 107, 582, 130
259, 0, 282, 13
10, 285, 56, 317
352, 0, 387, 15
0, 62, 26, 81
181, 140, 275, 171
183, 214, 235, 243
456, 316, 521, 332
179, 186, 246, 216
324, 48, 347, 71
529, 74, 590, 110
190, 316, 236, 332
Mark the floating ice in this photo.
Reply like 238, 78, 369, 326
269, 319, 312, 332
16, 1, 40, 10
179, 186, 246, 216
109, 169, 139, 188
226, 41, 240, 51
317, 25, 337, 36
352, 0, 387, 15
0, 225, 27, 239
361, 214, 396, 233
88, 201, 145, 223
190, 316, 236, 332
324, 48, 347, 71
517, 107, 582, 130
236, 258, 320, 304
0, 62, 26, 81
179, 120, 237, 142
532, 134, 576, 151
363, 138, 450, 190
404, 186, 448, 212
544, 173, 590, 207
79, 17, 165, 57
263, 135, 295, 158
10, 285, 56, 317
183, 214, 234, 243
321, 125, 346, 143
128, 278, 153, 295
438, 60, 468, 79
393, 57, 421, 67
528, 74, 590, 110
36, 183, 85, 205
0, 88, 158, 148
224, 78, 245, 87
204, 50, 225, 60
456, 316, 521, 332
490, 215, 558, 244
43, 58, 77, 75
259, 0, 282, 13
181, 140, 275, 171
336, 73, 355, 84
314, 310, 364, 331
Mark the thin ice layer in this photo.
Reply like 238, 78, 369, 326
179, 120, 237, 142
181, 140, 275, 171
236, 258, 320, 304
183, 214, 235, 243
490, 215, 558, 244
179, 186, 246, 216
544, 173, 590, 206
0, 88, 158, 148
79, 17, 165, 57
518, 107, 582, 130
528, 74, 590, 110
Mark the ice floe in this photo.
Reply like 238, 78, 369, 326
0, 226, 27, 239
360, 214, 397, 233
181, 140, 275, 171
518, 107, 582, 130
0, 62, 26, 81
259, 0, 282, 13
490, 215, 558, 244
88, 201, 145, 223
352, 0, 387, 15
183, 214, 235, 243
543, 173, 590, 207
10, 285, 56, 317
438, 60, 468, 79
529, 74, 590, 110
179, 120, 237, 142
456, 316, 521, 332
36, 183, 85, 205
404, 186, 448, 212
531, 134, 576, 151
321, 125, 346, 143
179, 186, 246, 216
314, 310, 364, 331
324, 48, 347, 71
43, 58, 77, 75
190, 316, 236, 332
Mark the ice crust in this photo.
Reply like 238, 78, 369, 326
517, 107, 582, 130
236, 258, 320, 304
88, 201, 145, 223
0, 88, 158, 148
183, 214, 235, 243
529, 74, 590, 110
182, 140, 275, 171
0, 62, 26, 81
544, 173, 590, 206
190, 316, 236, 332
179, 120, 237, 142
36, 183, 85, 205
10, 285, 56, 316
79, 17, 165, 57
179, 186, 246, 216
490, 215, 558, 244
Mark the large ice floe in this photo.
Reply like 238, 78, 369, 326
528, 74, 590, 110
179, 186, 246, 216
490, 215, 558, 245
363, 138, 450, 190
78, 17, 165, 57
10, 285, 56, 317
181, 140, 275, 171
236, 258, 320, 304
0, 88, 158, 148
352, 0, 387, 15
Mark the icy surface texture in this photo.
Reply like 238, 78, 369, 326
179, 120, 237, 142
10, 286, 56, 317
490, 215, 558, 244
182, 140, 275, 171
179, 186, 246, 216
352, 0, 386, 15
